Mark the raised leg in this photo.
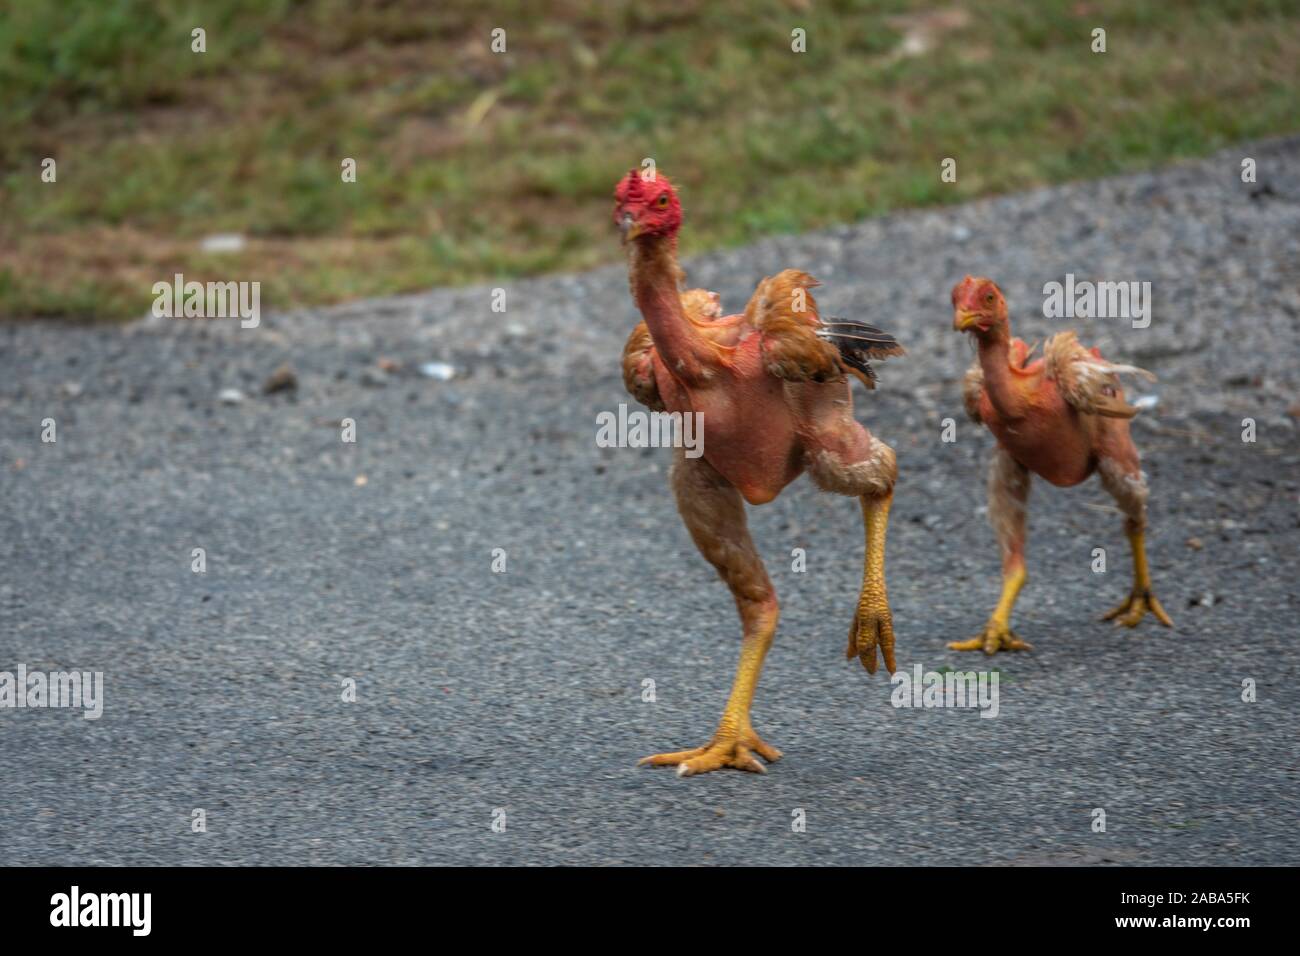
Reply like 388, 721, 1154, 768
639, 450, 783, 776
805, 431, 898, 674
1098, 457, 1173, 628
950, 446, 1034, 654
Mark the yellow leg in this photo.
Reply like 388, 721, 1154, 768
847, 492, 897, 673
1102, 529, 1174, 628
639, 452, 783, 776
640, 600, 783, 776
716, 609, 773, 738
949, 564, 1033, 654
991, 565, 1026, 629
954, 447, 1033, 653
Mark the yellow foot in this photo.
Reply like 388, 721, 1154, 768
948, 620, 1033, 655
846, 601, 896, 674
638, 730, 782, 777
1102, 588, 1174, 628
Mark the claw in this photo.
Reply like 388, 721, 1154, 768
847, 601, 896, 674
1102, 589, 1174, 629
1149, 593, 1174, 627
948, 621, 1032, 654
642, 731, 782, 777
638, 746, 707, 767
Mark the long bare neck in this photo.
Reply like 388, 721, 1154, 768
976, 324, 1028, 420
628, 235, 706, 382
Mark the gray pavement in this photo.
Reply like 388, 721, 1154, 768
1, 138, 1298, 865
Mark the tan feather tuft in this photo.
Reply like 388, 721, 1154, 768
1046, 331, 1156, 419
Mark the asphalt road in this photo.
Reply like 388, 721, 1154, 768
2, 139, 1298, 866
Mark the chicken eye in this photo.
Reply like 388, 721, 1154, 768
657, 193, 669, 207
985, 293, 995, 304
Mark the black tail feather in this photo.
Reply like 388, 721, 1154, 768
815, 319, 904, 388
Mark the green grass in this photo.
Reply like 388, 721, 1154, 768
1, 0, 1297, 319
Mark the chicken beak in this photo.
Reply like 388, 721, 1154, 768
953, 309, 979, 332
618, 210, 643, 242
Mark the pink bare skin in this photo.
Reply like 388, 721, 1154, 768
615, 170, 899, 776
951, 275, 1172, 656
620, 185, 873, 506
651, 339, 869, 505
955, 280, 1140, 487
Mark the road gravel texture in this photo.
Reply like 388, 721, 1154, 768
2, 139, 1298, 866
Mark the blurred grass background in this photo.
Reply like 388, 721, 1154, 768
0, 0, 1296, 319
